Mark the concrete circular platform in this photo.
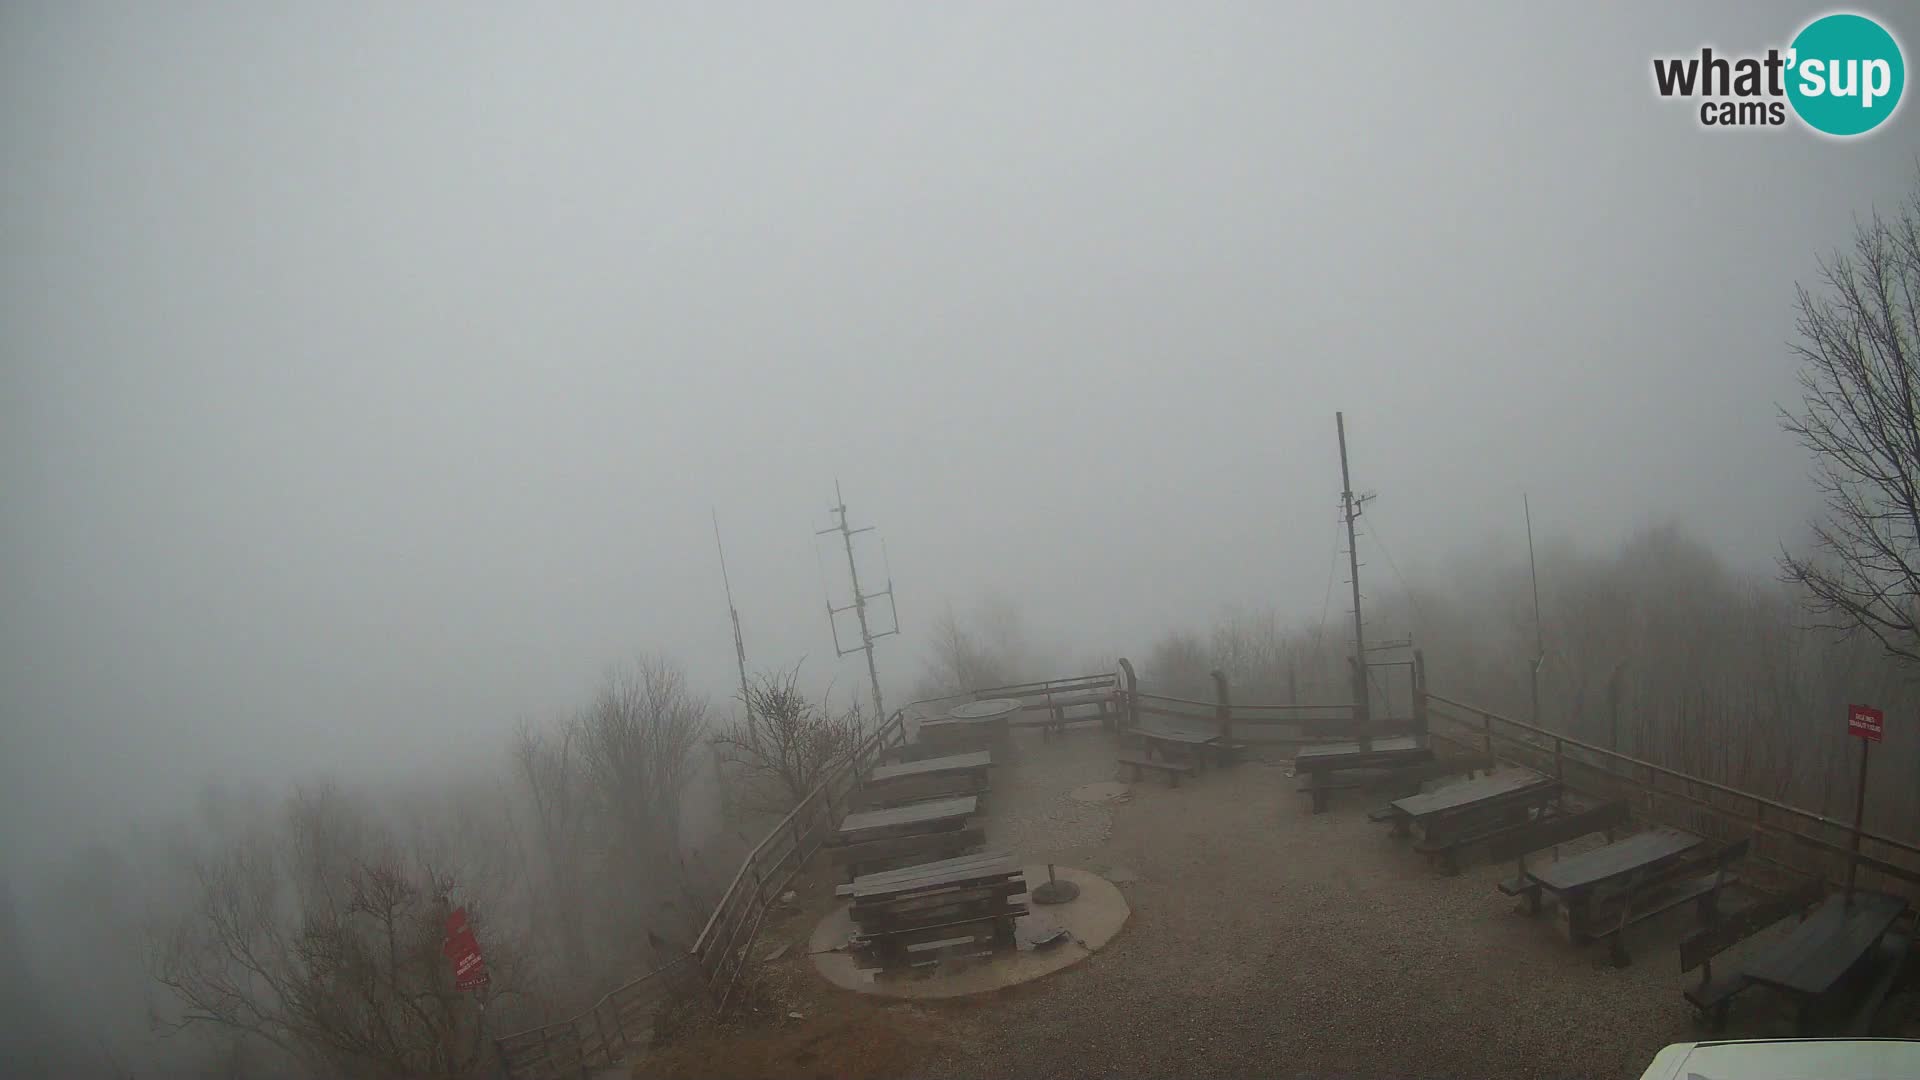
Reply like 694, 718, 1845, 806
808, 865, 1129, 999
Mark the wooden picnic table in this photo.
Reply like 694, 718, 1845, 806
834, 796, 976, 845
1524, 826, 1703, 938
920, 699, 1021, 747
1386, 768, 1554, 838
1293, 735, 1429, 771
1135, 722, 1230, 769
867, 750, 991, 785
1741, 891, 1909, 1008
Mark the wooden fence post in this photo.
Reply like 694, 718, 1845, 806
1117, 658, 1139, 730
591, 1008, 612, 1069
1211, 669, 1232, 748
1482, 711, 1493, 760
1553, 736, 1564, 781
1411, 650, 1428, 737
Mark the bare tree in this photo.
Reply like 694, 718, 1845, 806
510, 719, 590, 976
572, 656, 707, 959
151, 786, 522, 1080
1780, 175, 1920, 666
714, 666, 865, 812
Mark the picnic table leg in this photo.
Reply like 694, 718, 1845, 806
1391, 813, 1411, 838
1310, 774, 1329, 814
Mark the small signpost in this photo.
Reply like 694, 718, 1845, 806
1843, 704, 1884, 903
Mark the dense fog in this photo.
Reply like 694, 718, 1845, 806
4, 2, 1917, 1076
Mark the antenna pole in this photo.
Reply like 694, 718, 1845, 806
1525, 494, 1544, 726
817, 481, 898, 722
1336, 412, 1371, 736
712, 509, 755, 741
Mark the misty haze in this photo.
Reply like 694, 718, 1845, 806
4, 3, 1920, 1079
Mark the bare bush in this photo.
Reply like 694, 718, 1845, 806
714, 667, 865, 812
917, 595, 1035, 696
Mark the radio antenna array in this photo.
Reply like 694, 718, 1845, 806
816, 480, 899, 721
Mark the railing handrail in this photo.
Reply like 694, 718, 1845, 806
691, 711, 904, 958
495, 955, 686, 1051
1425, 692, 1920, 859
968, 673, 1118, 698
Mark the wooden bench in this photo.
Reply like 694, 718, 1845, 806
1678, 877, 1827, 1029
1007, 688, 1117, 738
1361, 755, 1500, 823
1292, 737, 1433, 813
1492, 800, 1632, 911
1118, 751, 1196, 787
1594, 838, 1748, 968
1841, 929, 1913, 1035
1408, 780, 1564, 876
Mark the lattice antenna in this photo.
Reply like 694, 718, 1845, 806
816, 480, 899, 721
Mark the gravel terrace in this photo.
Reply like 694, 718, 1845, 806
642, 726, 1919, 1080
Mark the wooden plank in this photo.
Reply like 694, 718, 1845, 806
826, 826, 985, 867
867, 751, 991, 784
1740, 891, 1908, 996
1679, 877, 1827, 973
1525, 827, 1703, 895
848, 773, 984, 811
1391, 769, 1553, 820
1488, 800, 1630, 862
854, 879, 1026, 915
844, 849, 1013, 891
836, 796, 976, 837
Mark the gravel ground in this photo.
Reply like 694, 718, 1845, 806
650, 728, 1917, 1080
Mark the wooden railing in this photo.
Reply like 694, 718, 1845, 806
1119, 656, 1422, 744
494, 711, 906, 1078
689, 710, 907, 1010
493, 958, 687, 1080
1423, 693, 1920, 896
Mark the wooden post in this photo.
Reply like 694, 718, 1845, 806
607, 990, 629, 1058
1117, 658, 1139, 730
1411, 649, 1428, 738
1553, 736, 1564, 781
1482, 711, 1493, 760
1211, 669, 1232, 750
1845, 737, 1871, 905
591, 1008, 612, 1068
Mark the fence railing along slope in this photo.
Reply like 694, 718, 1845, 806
1422, 692, 1920, 897
493, 711, 906, 1079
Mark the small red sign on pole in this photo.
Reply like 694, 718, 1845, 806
1848, 703, 1885, 742
442, 907, 489, 992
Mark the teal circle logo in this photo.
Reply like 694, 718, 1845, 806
1787, 13, 1905, 136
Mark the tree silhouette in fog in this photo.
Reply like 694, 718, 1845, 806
1782, 172, 1920, 667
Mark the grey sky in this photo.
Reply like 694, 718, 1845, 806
3, 2, 1916, 869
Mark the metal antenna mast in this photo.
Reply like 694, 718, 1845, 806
816, 481, 899, 721
1337, 412, 1374, 732
711, 509, 754, 739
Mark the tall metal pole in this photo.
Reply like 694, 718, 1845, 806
1336, 412, 1370, 734
711, 509, 754, 740
818, 481, 897, 723
1845, 737, 1871, 905
1525, 494, 1544, 727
